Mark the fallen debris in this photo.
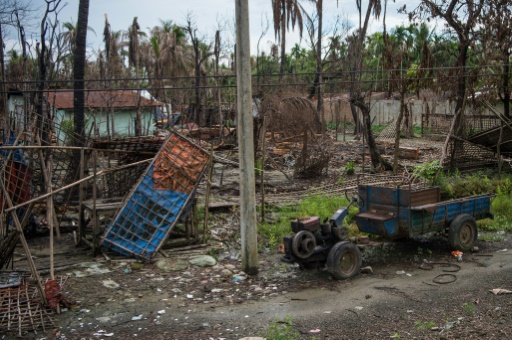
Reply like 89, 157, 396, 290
45, 279, 73, 310
0, 272, 68, 336
189, 255, 217, 267
360, 266, 373, 274
102, 279, 120, 289
451, 250, 463, 261
101, 132, 210, 260
489, 288, 512, 295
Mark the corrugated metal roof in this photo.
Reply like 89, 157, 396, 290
48, 90, 162, 110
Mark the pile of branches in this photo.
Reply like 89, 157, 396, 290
259, 94, 332, 178
293, 141, 332, 178
260, 95, 322, 137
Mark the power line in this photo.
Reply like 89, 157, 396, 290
0, 73, 508, 94
2, 63, 511, 85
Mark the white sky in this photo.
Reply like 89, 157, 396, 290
8, 0, 421, 59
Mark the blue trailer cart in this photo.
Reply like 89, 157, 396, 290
282, 183, 493, 280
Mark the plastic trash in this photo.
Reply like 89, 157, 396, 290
102, 279, 120, 289
232, 276, 245, 283
451, 250, 463, 261
489, 288, 512, 295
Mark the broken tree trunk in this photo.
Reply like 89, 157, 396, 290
352, 94, 392, 171
393, 95, 405, 173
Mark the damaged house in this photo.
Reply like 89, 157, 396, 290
48, 90, 164, 142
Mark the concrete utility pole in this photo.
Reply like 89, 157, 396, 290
235, 0, 258, 275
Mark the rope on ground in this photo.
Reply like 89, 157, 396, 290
433, 273, 457, 284
419, 262, 461, 272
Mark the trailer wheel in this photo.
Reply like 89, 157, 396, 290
326, 241, 362, 280
449, 214, 478, 252
292, 230, 316, 259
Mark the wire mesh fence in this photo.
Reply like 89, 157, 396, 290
0, 70, 508, 258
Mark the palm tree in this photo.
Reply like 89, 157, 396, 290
127, 17, 147, 135
185, 15, 213, 124
73, 0, 89, 148
60, 21, 95, 78
102, 15, 126, 77
61, 21, 78, 53
127, 17, 143, 76
142, 19, 189, 103
271, 0, 304, 78
409, 23, 433, 63
350, 0, 393, 171
5, 50, 36, 80
305, 0, 324, 116
102, 14, 126, 138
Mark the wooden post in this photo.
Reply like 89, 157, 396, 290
46, 159, 54, 280
53, 207, 61, 242
343, 109, 346, 142
78, 148, 85, 246
92, 149, 98, 255
362, 121, 365, 173
498, 122, 503, 174
235, 0, 258, 275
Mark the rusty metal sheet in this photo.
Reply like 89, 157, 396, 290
409, 187, 440, 207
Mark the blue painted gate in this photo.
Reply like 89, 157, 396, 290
101, 132, 210, 260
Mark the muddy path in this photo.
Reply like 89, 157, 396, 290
16, 233, 509, 340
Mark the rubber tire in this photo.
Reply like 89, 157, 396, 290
326, 241, 362, 280
448, 214, 478, 252
291, 230, 316, 259
332, 225, 348, 241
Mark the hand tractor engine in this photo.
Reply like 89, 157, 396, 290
282, 198, 362, 279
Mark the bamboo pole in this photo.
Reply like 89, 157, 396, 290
202, 146, 214, 243
0, 181, 47, 306
46, 159, 54, 280
78, 149, 85, 246
36, 137, 61, 242
5, 158, 152, 213
45, 155, 61, 312
53, 210, 61, 242
92, 149, 98, 255
0, 145, 157, 155
260, 116, 266, 223
498, 122, 503, 173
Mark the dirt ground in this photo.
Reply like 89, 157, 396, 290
3, 137, 512, 339
8, 231, 512, 340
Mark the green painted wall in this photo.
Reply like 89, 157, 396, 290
54, 108, 156, 143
